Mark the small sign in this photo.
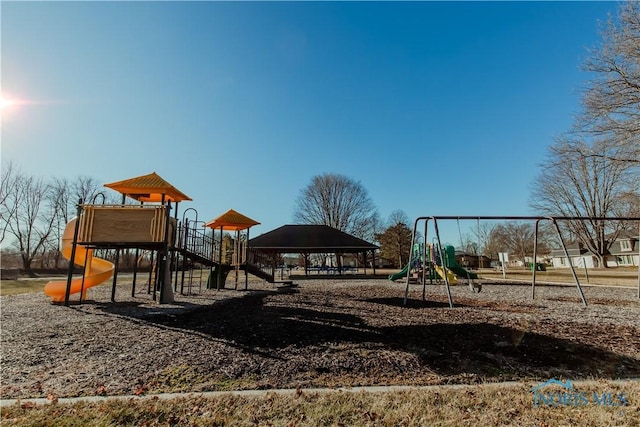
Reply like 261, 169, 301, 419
498, 252, 508, 279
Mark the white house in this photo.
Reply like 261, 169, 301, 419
550, 230, 639, 268
550, 243, 596, 268
605, 230, 639, 267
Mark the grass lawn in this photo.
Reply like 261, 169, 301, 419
0, 279, 50, 297
477, 267, 639, 287
2, 381, 639, 426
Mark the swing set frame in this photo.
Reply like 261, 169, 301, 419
404, 215, 640, 308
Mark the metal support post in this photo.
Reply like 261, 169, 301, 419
550, 218, 587, 307
433, 218, 454, 308
531, 219, 540, 300
64, 198, 83, 306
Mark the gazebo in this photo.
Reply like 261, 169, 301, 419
248, 225, 379, 275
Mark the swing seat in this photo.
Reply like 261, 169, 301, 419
468, 280, 482, 293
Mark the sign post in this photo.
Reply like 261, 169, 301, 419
498, 252, 509, 279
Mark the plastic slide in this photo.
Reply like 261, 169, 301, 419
388, 263, 410, 281
442, 246, 478, 280
44, 218, 114, 302
447, 263, 478, 280
388, 244, 478, 284
434, 265, 458, 284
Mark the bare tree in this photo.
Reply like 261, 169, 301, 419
574, 1, 640, 164
45, 178, 69, 269
473, 222, 498, 259
458, 233, 480, 256
388, 210, 410, 228
294, 173, 380, 272
531, 138, 634, 267
0, 162, 19, 244
1, 171, 58, 275
489, 222, 537, 263
44, 176, 108, 268
293, 173, 380, 240
530, 2, 640, 267
74, 176, 106, 205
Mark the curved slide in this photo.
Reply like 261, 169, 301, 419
388, 263, 410, 281
44, 218, 114, 302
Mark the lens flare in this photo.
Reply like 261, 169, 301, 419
1, 96, 16, 109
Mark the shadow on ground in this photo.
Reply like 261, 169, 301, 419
95, 289, 640, 382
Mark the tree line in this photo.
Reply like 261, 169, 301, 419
2, 2, 639, 273
0, 165, 136, 274
530, 2, 640, 267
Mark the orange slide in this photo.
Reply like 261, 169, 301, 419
44, 218, 114, 302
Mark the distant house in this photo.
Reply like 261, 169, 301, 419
549, 230, 639, 268
550, 242, 595, 268
605, 230, 639, 267
453, 251, 492, 269
372, 255, 396, 269
523, 255, 552, 267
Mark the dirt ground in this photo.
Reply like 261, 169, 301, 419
1, 277, 639, 400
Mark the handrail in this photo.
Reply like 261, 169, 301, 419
175, 220, 215, 261
246, 248, 275, 281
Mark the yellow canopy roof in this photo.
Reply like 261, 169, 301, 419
204, 209, 260, 231
104, 172, 192, 203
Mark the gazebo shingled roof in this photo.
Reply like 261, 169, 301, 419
248, 225, 378, 252
104, 172, 192, 203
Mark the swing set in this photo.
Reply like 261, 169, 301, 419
403, 215, 640, 308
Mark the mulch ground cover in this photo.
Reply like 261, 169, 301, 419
1, 279, 639, 400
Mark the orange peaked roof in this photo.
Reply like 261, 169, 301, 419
104, 172, 192, 203
204, 209, 260, 231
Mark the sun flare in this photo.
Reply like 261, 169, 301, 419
1, 96, 17, 109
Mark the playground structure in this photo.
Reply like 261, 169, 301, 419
403, 215, 640, 308
43, 217, 116, 302
44, 174, 639, 309
388, 243, 478, 286
44, 172, 276, 306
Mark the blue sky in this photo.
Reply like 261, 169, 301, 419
1, 1, 618, 241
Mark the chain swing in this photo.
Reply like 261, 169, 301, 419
456, 217, 482, 293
